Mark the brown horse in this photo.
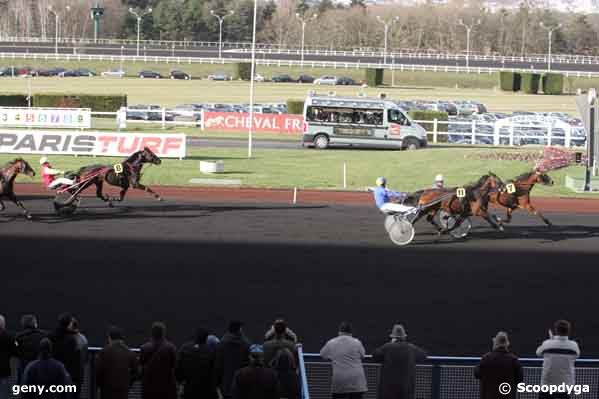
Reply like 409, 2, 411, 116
488, 169, 554, 227
410, 173, 503, 233
0, 158, 36, 219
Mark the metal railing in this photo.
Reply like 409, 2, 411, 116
2, 52, 599, 77
302, 353, 599, 399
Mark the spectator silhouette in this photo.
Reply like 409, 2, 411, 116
0, 314, 18, 399
474, 331, 523, 399
48, 313, 83, 399
232, 344, 278, 399
264, 319, 300, 399
216, 320, 251, 399
176, 327, 219, 399
320, 321, 367, 399
95, 326, 139, 399
22, 338, 72, 399
16, 315, 47, 382
139, 322, 177, 399
536, 320, 580, 399
373, 324, 427, 399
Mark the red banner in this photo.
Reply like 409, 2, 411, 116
203, 112, 303, 134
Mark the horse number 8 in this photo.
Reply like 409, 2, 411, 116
506, 183, 516, 194
456, 188, 466, 198
113, 164, 123, 174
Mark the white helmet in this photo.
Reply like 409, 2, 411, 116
376, 177, 386, 187
39, 156, 48, 165
435, 174, 444, 182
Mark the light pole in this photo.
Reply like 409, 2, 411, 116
248, 0, 258, 158
128, 7, 152, 57
295, 13, 317, 69
376, 15, 399, 65
120, 45, 124, 70
211, 10, 234, 59
458, 18, 481, 69
48, 5, 70, 55
539, 22, 562, 72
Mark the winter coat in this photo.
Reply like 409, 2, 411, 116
474, 348, 523, 399
372, 340, 427, 399
319, 333, 367, 394
175, 341, 218, 399
139, 339, 178, 399
215, 332, 251, 397
232, 364, 279, 399
95, 340, 139, 399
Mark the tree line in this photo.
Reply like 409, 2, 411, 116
0, 0, 598, 56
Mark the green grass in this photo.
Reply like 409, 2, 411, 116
0, 76, 584, 114
4, 146, 592, 197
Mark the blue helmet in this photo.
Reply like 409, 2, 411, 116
376, 177, 386, 186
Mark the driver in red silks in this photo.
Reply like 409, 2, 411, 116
40, 156, 74, 189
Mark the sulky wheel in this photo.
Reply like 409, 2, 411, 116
438, 210, 471, 238
53, 193, 80, 216
448, 217, 472, 238
388, 219, 415, 246
384, 215, 396, 233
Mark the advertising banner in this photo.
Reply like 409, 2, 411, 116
203, 111, 303, 134
0, 107, 92, 129
0, 130, 186, 159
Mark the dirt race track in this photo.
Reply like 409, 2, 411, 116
2, 190, 599, 358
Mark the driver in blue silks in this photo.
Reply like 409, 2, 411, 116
373, 177, 413, 214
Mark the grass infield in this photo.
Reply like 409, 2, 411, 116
3, 146, 590, 198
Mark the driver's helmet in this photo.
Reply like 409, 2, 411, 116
376, 177, 386, 187
39, 156, 48, 165
435, 174, 444, 183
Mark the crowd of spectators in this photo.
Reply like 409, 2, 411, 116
0, 313, 583, 399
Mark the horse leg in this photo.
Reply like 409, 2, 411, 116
504, 208, 513, 224
95, 181, 113, 207
524, 203, 553, 228
8, 193, 32, 220
480, 209, 503, 231
133, 183, 162, 201
0, 200, 4, 212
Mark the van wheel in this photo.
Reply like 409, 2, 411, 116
314, 134, 329, 149
403, 137, 420, 150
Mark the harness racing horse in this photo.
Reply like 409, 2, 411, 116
0, 158, 36, 219
410, 173, 503, 234
488, 169, 554, 228
74, 147, 163, 206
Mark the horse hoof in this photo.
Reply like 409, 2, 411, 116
26, 214, 33, 220
499, 226, 504, 232
108, 202, 114, 208
157, 197, 163, 202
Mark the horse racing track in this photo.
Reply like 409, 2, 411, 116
2, 195, 599, 357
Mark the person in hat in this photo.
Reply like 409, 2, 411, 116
432, 174, 444, 189
231, 344, 278, 399
372, 324, 427, 399
216, 321, 251, 399
39, 157, 74, 189
372, 177, 412, 214
474, 331, 523, 399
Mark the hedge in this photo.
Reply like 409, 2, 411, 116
499, 72, 521, 92
365, 68, 384, 87
542, 73, 564, 95
0, 94, 28, 107
408, 110, 449, 143
520, 73, 541, 94
286, 99, 304, 115
32, 94, 127, 112
233, 63, 252, 81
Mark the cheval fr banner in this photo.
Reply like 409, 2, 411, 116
0, 107, 92, 129
0, 130, 186, 159
203, 111, 304, 134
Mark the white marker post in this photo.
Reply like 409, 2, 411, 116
293, 187, 298, 204
343, 162, 347, 189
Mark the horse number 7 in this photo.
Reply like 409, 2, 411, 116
456, 188, 466, 198
506, 183, 516, 194
113, 164, 123, 174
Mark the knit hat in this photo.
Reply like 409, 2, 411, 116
389, 324, 407, 339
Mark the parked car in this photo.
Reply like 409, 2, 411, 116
314, 76, 338, 85
138, 70, 162, 79
60, 68, 95, 77
297, 74, 314, 83
170, 70, 191, 80
101, 68, 126, 78
437, 101, 458, 116
0, 67, 19, 77
272, 74, 294, 83
172, 104, 203, 119
336, 77, 356, 85
207, 72, 231, 81
254, 73, 266, 82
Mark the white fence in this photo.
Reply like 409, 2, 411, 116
2, 52, 599, 77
